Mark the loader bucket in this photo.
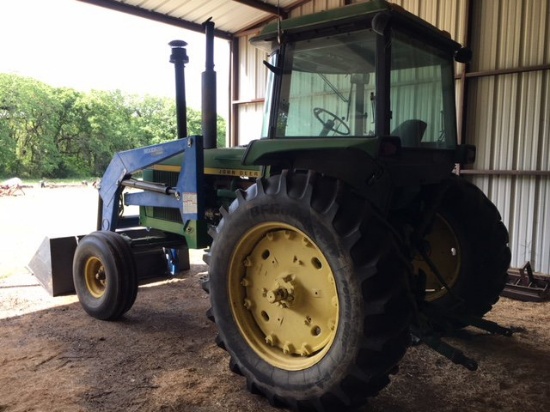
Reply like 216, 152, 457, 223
28, 236, 82, 296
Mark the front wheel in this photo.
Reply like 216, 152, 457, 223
73, 231, 138, 320
205, 171, 411, 411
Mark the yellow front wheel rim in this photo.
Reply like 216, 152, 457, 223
84, 256, 107, 299
229, 223, 339, 371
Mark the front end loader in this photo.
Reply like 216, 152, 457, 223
30, 2, 513, 411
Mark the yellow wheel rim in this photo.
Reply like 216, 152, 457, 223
414, 214, 461, 301
85, 256, 107, 299
228, 223, 339, 371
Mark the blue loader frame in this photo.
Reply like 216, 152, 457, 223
98, 135, 204, 233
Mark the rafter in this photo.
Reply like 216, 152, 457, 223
232, 0, 288, 19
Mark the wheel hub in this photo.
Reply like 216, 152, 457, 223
85, 257, 107, 299
265, 276, 295, 307
415, 214, 461, 301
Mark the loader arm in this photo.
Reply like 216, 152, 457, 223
98, 135, 204, 232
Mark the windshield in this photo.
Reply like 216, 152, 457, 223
267, 27, 457, 148
272, 29, 377, 138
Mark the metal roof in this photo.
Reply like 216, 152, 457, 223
77, 0, 313, 39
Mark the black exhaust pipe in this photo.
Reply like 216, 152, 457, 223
202, 19, 217, 149
169, 40, 188, 139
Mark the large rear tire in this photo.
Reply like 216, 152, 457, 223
205, 171, 411, 411
415, 176, 510, 322
73, 231, 138, 321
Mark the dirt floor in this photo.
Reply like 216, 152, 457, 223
1, 186, 549, 412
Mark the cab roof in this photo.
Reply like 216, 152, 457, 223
251, 0, 461, 51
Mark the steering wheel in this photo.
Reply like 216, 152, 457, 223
313, 107, 350, 136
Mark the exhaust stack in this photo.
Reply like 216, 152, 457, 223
169, 40, 189, 139
202, 19, 217, 149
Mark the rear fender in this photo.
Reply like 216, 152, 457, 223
242, 138, 395, 210
242, 137, 380, 165
243, 138, 383, 193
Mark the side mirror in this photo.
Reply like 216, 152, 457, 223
455, 47, 472, 63
455, 144, 476, 165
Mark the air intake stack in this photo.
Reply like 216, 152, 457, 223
202, 19, 217, 149
169, 40, 189, 139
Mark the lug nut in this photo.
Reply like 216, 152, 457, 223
265, 334, 278, 346
299, 343, 312, 356
283, 342, 294, 355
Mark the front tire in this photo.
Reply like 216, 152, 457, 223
73, 231, 138, 320
205, 171, 411, 411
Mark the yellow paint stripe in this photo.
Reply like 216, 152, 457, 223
150, 164, 261, 178
204, 168, 261, 178
151, 165, 180, 172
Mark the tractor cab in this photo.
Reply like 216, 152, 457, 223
246, 0, 472, 189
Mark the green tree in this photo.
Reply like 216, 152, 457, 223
74, 90, 140, 175
0, 74, 62, 177
49, 87, 86, 177
217, 114, 227, 147
0, 73, 227, 178
0, 102, 17, 176
130, 94, 177, 145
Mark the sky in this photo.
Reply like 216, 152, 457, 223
0, 0, 230, 116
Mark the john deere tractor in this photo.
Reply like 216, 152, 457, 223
58, 1, 512, 411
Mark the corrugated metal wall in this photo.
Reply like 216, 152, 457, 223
235, 33, 267, 145
232, 0, 550, 274
465, 0, 550, 274
289, 0, 344, 16
391, 0, 467, 44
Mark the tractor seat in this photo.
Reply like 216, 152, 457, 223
391, 119, 427, 147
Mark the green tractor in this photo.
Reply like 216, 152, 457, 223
61, 1, 512, 411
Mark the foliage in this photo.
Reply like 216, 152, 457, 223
0, 73, 226, 178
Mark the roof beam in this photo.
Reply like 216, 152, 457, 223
77, 0, 233, 40
234, 0, 313, 36
232, 0, 288, 19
